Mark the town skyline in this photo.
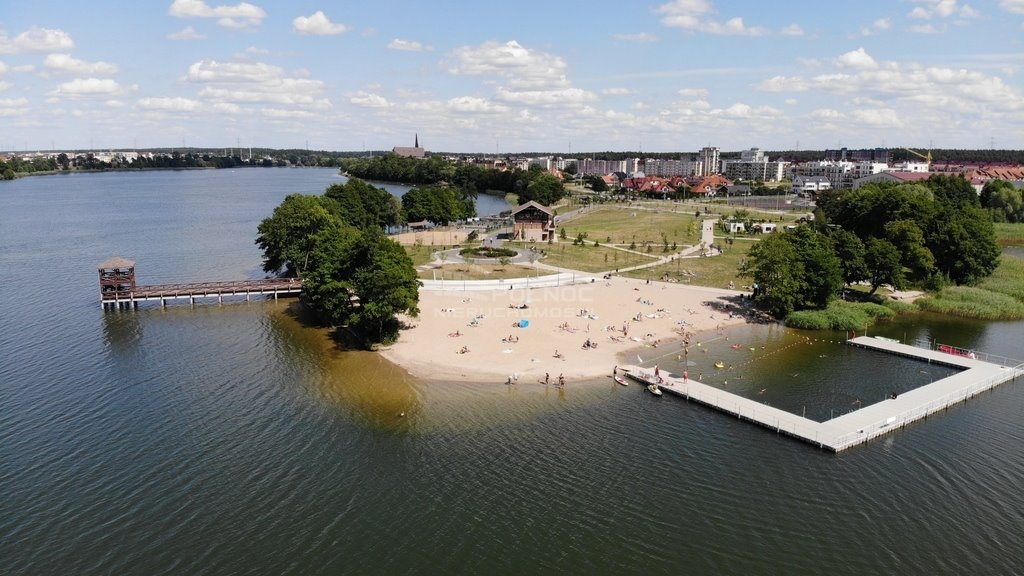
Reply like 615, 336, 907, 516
2, 0, 1023, 153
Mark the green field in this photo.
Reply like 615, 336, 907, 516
622, 242, 752, 289
533, 242, 658, 273
403, 244, 438, 267
556, 206, 700, 246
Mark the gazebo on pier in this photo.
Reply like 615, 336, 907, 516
98, 257, 137, 308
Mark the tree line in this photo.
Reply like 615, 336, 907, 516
341, 153, 567, 206
255, 179, 420, 347
743, 175, 1001, 317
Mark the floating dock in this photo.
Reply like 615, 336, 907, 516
626, 336, 1023, 453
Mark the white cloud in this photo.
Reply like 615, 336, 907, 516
836, 47, 878, 69
184, 59, 331, 110
781, 24, 805, 36
106, 99, 126, 108
602, 87, 633, 96
449, 40, 569, 89
0, 61, 6, 74
0, 27, 74, 54
677, 88, 709, 98
612, 32, 659, 42
754, 75, 809, 92
1001, 0, 1024, 14
168, 26, 206, 41
388, 39, 430, 52
138, 96, 202, 111
851, 108, 903, 127
186, 60, 281, 83
494, 86, 597, 107
292, 11, 349, 36
784, 98, 798, 105
50, 78, 131, 97
446, 96, 510, 114
909, 24, 942, 33
12, 64, 35, 73
349, 91, 391, 108
0, 97, 30, 116
262, 108, 316, 119
809, 108, 844, 120
908, 0, 979, 19
168, 0, 266, 29
44, 54, 118, 76
656, 0, 768, 35
0, 81, 10, 91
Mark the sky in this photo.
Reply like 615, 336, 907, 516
1, 0, 1023, 154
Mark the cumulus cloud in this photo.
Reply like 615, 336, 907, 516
388, 39, 430, 52
0, 27, 74, 54
836, 47, 878, 69
781, 24, 805, 36
494, 86, 597, 107
168, 0, 266, 29
0, 97, 30, 116
168, 26, 206, 40
656, 0, 768, 35
185, 59, 332, 110
612, 32, 659, 42
602, 87, 633, 96
292, 11, 349, 35
449, 40, 569, 89
44, 54, 118, 75
446, 96, 510, 114
1001, 0, 1024, 14
137, 96, 202, 111
50, 78, 132, 97
677, 88, 709, 98
754, 75, 809, 92
349, 91, 391, 108
907, 0, 978, 19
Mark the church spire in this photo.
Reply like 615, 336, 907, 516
415, 133, 419, 148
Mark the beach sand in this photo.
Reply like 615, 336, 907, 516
379, 277, 747, 384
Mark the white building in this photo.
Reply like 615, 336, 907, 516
791, 175, 832, 195
698, 146, 720, 176
642, 157, 701, 177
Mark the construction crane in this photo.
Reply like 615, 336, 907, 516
902, 147, 933, 168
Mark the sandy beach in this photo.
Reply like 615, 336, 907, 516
379, 277, 747, 384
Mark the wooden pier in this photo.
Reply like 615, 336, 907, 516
99, 257, 300, 309
625, 336, 1023, 453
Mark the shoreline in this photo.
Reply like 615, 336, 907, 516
378, 276, 749, 384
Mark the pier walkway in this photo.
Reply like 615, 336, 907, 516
624, 336, 1022, 453
101, 278, 301, 308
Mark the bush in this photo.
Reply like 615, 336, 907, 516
785, 300, 902, 330
882, 299, 917, 314
459, 246, 517, 258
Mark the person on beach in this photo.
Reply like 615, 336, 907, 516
613, 365, 617, 376
545, 373, 550, 385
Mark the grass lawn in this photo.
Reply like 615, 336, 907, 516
534, 242, 659, 273
418, 264, 546, 281
556, 206, 701, 246
403, 244, 438, 267
621, 243, 752, 289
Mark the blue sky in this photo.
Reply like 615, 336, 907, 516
2, 0, 1023, 153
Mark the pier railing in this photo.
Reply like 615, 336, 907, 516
832, 363, 1024, 452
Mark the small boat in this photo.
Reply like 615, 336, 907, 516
615, 375, 628, 386
714, 361, 725, 369
647, 384, 662, 396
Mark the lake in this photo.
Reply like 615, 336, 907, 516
1, 168, 1022, 575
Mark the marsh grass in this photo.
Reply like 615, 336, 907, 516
785, 300, 899, 330
916, 286, 1024, 320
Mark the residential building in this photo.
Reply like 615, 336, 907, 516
511, 201, 556, 243
791, 175, 831, 196
698, 146, 720, 175
642, 157, 701, 177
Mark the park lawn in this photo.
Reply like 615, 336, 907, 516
418, 264, 545, 281
556, 206, 701, 246
403, 244, 438, 267
622, 243, 751, 289
536, 242, 659, 273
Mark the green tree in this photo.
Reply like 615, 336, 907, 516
928, 208, 1000, 285
256, 194, 337, 276
742, 234, 803, 317
884, 220, 935, 281
828, 228, 867, 286
864, 238, 905, 294
349, 233, 421, 345
523, 173, 566, 205
982, 180, 1023, 223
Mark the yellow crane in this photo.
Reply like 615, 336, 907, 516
902, 147, 933, 167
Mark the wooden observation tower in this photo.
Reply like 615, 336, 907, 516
98, 257, 137, 309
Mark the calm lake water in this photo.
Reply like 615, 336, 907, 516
2, 168, 1022, 575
